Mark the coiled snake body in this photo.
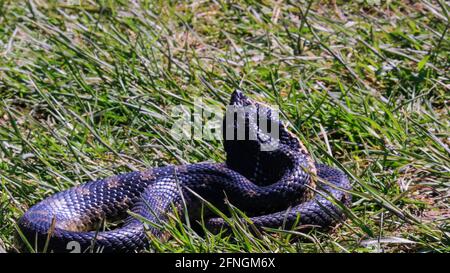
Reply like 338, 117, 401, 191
18, 91, 351, 252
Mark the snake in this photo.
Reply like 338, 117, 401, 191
17, 90, 352, 253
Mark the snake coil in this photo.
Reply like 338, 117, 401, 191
18, 91, 351, 252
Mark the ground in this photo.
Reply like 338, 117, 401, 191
0, 0, 449, 253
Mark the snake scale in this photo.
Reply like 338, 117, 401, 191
18, 91, 352, 253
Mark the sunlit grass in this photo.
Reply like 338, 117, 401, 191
0, 0, 449, 253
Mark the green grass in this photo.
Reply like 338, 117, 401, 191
0, 0, 449, 253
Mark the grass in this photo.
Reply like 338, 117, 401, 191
0, 0, 449, 253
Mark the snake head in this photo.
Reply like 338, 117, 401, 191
223, 90, 303, 185
223, 90, 280, 151
229, 89, 254, 107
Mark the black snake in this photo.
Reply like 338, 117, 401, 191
18, 91, 352, 253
